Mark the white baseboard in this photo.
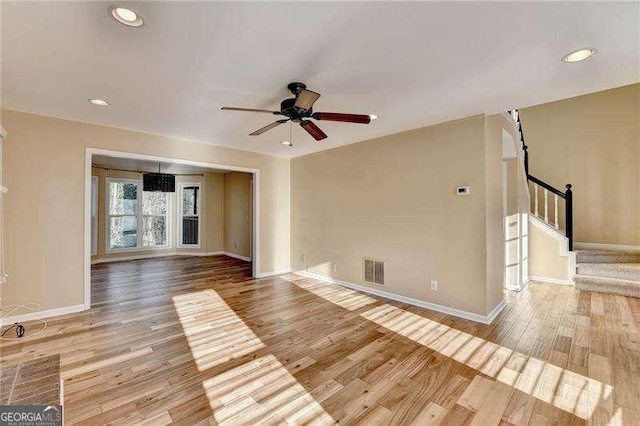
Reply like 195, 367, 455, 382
257, 269, 291, 278
91, 251, 242, 264
505, 283, 524, 292
223, 252, 252, 262
486, 300, 508, 324
294, 270, 506, 325
92, 252, 179, 264
1, 304, 85, 326
181, 251, 225, 257
574, 242, 640, 252
528, 275, 573, 286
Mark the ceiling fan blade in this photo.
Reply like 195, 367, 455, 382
311, 112, 371, 124
222, 107, 280, 115
249, 119, 288, 136
294, 89, 321, 112
300, 120, 327, 140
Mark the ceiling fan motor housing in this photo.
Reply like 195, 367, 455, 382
280, 98, 312, 121
287, 82, 307, 95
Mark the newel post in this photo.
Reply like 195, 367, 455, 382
565, 184, 573, 251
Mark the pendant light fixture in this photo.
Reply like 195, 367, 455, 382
143, 162, 176, 192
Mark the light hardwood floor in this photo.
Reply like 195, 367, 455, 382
1, 255, 639, 425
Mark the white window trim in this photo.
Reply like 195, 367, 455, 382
106, 178, 171, 253
177, 182, 202, 249
91, 176, 98, 256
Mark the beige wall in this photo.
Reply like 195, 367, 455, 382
520, 83, 640, 246
291, 115, 505, 317
224, 172, 252, 259
204, 172, 225, 253
528, 219, 570, 281
2, 110, 290, 311
91, 168, 225, 261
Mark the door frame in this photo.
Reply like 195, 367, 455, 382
84, 148, 261, 309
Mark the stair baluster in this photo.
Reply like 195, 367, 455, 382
554, 194, 559, 229
544, 188, 549, 223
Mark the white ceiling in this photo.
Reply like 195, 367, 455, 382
2, 2, 638, 158
92, 155, 230, 175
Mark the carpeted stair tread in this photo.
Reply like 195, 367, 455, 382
576, 249, 640, 264
576, 263, 640, 281
574, 274, 640, 298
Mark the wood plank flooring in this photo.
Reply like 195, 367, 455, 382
1, 255, 639, 425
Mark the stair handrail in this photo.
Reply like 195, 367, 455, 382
508, 110, 574, 251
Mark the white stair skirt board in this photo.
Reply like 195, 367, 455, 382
528, 215, 576, 284
294, 270, 507, 325
1, 304, 85, 327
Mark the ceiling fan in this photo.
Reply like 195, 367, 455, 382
221, 82, 375, 141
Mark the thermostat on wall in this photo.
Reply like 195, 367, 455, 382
456, 186, 471, 196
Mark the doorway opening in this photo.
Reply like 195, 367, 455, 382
84, 148, 260, 309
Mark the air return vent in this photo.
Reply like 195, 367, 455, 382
364, 258, 385, 285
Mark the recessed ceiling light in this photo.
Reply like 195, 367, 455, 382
369, 114, 378, 120
89, 98, 110, 107
561, 48, 595, 63
281, 141, 293, 147
109, 5, 145, 27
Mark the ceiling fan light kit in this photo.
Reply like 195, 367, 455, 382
221, 82, 375, 142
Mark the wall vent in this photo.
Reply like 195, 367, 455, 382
364, 258, 385, 285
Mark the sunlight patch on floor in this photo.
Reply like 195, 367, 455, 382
286, 277, 613, 419
361, 303, 612, 420
174, 290, 335, 424
172, 290, 266, 371
202, 354, 334, 424
287, 275, 613, 421
288, 274, 378, 311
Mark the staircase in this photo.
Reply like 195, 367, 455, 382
513, 110, 640, 299
575, 249, 640, 297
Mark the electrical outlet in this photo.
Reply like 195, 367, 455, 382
430, 280, 439, 291
333, 263, 337, 272
301, 254, 305, 263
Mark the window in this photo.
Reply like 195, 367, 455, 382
178, 183, 201, 247
107, 179, 170, 251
